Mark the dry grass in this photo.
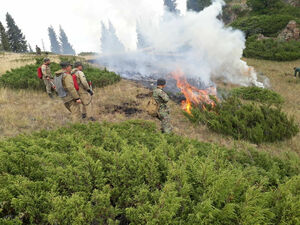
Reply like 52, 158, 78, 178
243, 58, 300, 155
0, 80, 156, 138
0, 54, 299, 157
0, 52, 75, 75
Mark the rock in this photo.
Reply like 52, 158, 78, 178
278, 20, 300, 41
287, 20, 297, 30
283, 0, 300, 7
257, 34, 270, 41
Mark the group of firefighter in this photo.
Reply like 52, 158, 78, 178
41, 58, 173, 134
41, 58, 95, 122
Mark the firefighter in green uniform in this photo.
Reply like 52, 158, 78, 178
153, 78, 173, 134
41, 58, 54, 98
71, 62, 95, 121
294, 67, 300, 78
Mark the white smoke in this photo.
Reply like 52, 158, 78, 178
98, 0, 264, 88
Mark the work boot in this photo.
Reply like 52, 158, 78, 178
89, 117, 96, 121
48, 93, 54, 99
82, 113, 87, 119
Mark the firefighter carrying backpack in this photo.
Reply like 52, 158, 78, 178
54, 71, 67, 98
146, 92, 159, 117
37, 67, 43, 79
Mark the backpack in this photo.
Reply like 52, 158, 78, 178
146, 93, 159, 117
37, 67, 43, 79
71, 73, 79, 91
54, 73, 67, 98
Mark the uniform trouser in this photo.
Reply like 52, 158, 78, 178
80, 92, 92, 117
64, 100, 81, 122
158, 110, 172, 134
43, 79, 53, 94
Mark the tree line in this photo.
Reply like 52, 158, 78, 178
0, 13, 75, 55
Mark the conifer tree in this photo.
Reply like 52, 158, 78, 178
41, 39, 46, 52
187, 0, 211, 12
100, 22, 109, 54
6, 13, 27, 52
36, 45, 41, 55
0, 21, 11, 51
136, 23, 149, 49
59, 26, 76, 55
28, 44, 33, 53
100, 21, 125, 54
164, 0, 179, 13
48, 26, 61, 54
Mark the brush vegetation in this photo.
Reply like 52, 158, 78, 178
230, 86, 284, 105
243, 36, 300, 61
230, 0, 300, 61
0, 58, 120, 90
0, 120, 299, 224
186, 96, 298, 144
231, 14, 297, 38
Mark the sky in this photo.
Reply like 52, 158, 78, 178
0, 0, 187, 53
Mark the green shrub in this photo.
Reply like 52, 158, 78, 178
246, 0, 282, 14
78, 52, 98, 56
0, 120, 299, 224
0, 59, 120, 90
244, 35, 300, 61
231, 14, 296, 37
186, 97, 298, 144
230, 86, 284, 105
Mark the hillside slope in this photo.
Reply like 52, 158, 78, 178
0, 54, 299, 156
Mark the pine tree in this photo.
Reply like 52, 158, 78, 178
164, 0, 179, 13
187, 0, 212, 12
0, 21, 11, 51
28, 44, 33, 53
100, 21, 125, 54
41, 39, 46, 52
100, 22, 109, 54
59, 26, 76, 55
136, 23, 149, 49
6, 13, 27, 52
48, 26, 61, 54
36, 45, 41, 55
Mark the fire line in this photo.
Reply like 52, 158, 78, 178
172, 70, 218, 114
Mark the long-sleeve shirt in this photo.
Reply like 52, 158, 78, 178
62, 72, 80, 103
153, 87, 170, 113
72, 68, 90, 95
41, 64, 52, 79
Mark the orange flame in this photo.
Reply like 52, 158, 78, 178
172, 70, 217, 114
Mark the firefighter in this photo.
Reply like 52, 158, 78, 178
294, 67, 300, 78
72, 62, 95, 121
41, 58, 55, 98
60, 62, 82, 122
153, 78, 173, 134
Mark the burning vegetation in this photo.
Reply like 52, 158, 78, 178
172, 70, 218, 114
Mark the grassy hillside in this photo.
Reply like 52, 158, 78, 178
0, 121, 299, 224
0, 54, 299, 155
0, 53, 65, 75
0, 58, 120, 90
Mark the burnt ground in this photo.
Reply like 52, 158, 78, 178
102, 101, 143, 117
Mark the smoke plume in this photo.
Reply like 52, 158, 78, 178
98, 0, 264, 88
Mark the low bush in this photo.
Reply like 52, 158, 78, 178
230, 86, 284, 105
0, 58, 121, 90
0, 120, 299, 224
231, 14, 296, 37
186, 97, 298, 144
243, 35, 300, 61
